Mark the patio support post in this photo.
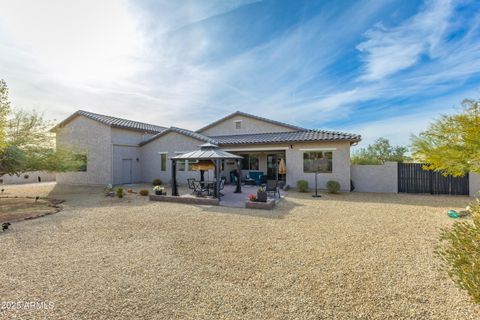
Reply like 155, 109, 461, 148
171, 159, 178, 196
215, 159, 221, 199
234, 159, 242, 193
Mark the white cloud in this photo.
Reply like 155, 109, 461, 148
0, 0, 146, 86
356, 0, 453, 81
0, 0, 479, 134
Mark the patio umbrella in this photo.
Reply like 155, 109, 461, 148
278, 158, 286, 175
191, 160, 215, 171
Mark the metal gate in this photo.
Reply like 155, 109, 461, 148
398, 163, 469, 195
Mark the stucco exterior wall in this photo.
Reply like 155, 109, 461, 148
351, 162, 398, 193
56, 116, 112, 185
470, 172, 480, 197
222, 141, 352, 191
199, 115, 296, 136
111, 128, 154, 145
1, 171, 56, 184
141, 132, 206, 184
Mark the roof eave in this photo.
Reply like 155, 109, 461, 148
217, 138, 362, 146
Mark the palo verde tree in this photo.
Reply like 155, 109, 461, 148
0, 79, 82, 176
414, 99, 480, 304
411, 99, 480, 176
351, 137, 409, 165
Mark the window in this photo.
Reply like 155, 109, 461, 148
188, 160, 198, 171
303, 151, 332, 173
234, 120, 242, 129
74, 154, 87, 172
240, 153, 259, 170
175, 153, 185, 171
160, 153, 167, 171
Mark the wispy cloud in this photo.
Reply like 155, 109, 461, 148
356, 0, 453, 81
0, 0, 479, 145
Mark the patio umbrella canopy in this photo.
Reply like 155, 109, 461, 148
279, 158, 286, 175
171, 142, 243, 160
190, 160, 215, 171
170, 143, 243, 198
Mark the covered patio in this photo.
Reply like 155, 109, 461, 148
170, 142, 243, 199
149, 142, 285, 208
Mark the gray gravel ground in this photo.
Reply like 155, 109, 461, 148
0, 183, 479, 319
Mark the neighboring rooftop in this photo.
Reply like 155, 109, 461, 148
210, 130, 361, 145
52, 110, 168, 134
196, 110, 306, 133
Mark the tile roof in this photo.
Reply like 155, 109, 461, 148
210, 130, 361, 145
54, 110, 361, 146
140, 127, 216, 146
196, 110, 306, 133
52, 110, 167, 133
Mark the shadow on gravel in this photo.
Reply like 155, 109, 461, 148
193, 198, 301, 219
47, 184, 154, 210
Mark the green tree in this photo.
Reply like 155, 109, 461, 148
0, 79, 11, 149
0, 79, 82, 176
436, 196, 480, 303
351, 137, 409, 165
411, 99, 480, 176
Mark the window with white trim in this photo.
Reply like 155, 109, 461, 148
188, 159, 199, 171
159, 153, 167, 171
303, 151, 333, 173
240, 153, 259, 170
234, 120, 242, 129
175, 152, 186, 171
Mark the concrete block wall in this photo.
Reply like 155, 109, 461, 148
351, 162, 398, 193
1, 171, 56, 184
470, 172, 480, 197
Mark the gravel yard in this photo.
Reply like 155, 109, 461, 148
1, 183, 479, 319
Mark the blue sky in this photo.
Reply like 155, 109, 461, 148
0, 0, 479, 146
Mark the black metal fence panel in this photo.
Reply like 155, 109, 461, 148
398, 163, 469, 195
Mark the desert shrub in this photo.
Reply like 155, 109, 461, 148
297, 180, 308, 192
116, 188, 124, 198
326, 180, 341, 194
139, 189, 149, 196
436, 195, 480, 303
152, 178, 162, 186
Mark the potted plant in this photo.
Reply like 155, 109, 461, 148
257, 186, 267, 202
153, 185, 165, 195
248, 194, 257, 202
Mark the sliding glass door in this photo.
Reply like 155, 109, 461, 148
266, 152, 286, 182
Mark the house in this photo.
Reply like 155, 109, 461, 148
52, 110, 361, 191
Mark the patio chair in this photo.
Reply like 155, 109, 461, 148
207, 179, 225, 197
192, 181, 209, 197
266, 180, 281, 198
187, 178, 196, 194
219, 179, 225, 196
